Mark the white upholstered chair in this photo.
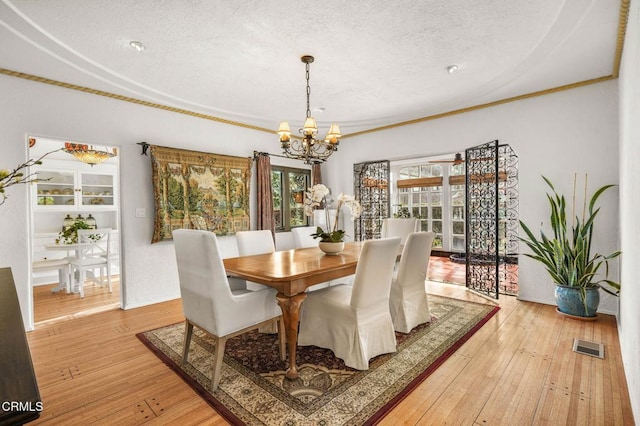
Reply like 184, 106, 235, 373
173, 229, 285, 391
235, 230, 275, 291
381, 218, 418, 246
236, 229, 275, 255
298, 237, 401, 370
389, 231, 436, 333
69, 228, 112, 297
291, 226, 335, 291
291, 226, 319, 249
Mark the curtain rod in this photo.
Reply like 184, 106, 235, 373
252, 150, 291, 161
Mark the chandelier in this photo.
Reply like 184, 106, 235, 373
63, 142, 117, 166
277, 55, 341, 165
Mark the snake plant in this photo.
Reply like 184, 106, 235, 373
519, 176, 621, 306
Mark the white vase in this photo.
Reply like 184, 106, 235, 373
318, 241, 345, 255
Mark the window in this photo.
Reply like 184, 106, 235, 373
271, 166, 311, 232
396, 164, 444, 248
450, 163, 465, 251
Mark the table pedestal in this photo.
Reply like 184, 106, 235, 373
275, 292, 307, 380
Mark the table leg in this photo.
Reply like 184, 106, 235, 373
275, 292, 307, 380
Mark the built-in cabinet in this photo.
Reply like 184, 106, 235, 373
34, 168, 115, 210
30, 159, 120, 285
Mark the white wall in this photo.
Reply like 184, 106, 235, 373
324, 80, 621, 314
618, 0, 640, 419
0, 74, 306, 326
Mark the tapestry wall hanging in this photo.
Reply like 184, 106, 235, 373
150, 145, 251, 243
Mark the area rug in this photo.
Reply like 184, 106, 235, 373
137, 295, 498, 425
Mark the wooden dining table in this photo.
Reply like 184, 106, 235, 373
223, 241, 365, 379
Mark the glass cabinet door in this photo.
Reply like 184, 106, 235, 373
80, 172, 114, 207
34, 170, 76, 208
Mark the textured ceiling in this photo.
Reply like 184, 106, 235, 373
0, 0, 623, 136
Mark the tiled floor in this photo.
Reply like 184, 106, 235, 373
427, 256, 466, 285
427, 256, 519, 295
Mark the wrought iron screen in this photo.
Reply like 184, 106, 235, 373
465, 141, 519, 298
353, 160, 390, 241
498, 144, 519, 296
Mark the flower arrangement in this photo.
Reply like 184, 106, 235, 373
0, 149, 59, 206
303, 184, 362, 242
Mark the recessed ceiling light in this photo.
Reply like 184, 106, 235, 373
446, 65, 459, 74
129, 41, 145, 52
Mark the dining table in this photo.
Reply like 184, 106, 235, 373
43, 242, 102, 293
223, 241, 365, 380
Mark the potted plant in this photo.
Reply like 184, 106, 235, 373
303, 184, 362, 254
519, 176, 621, 318
56, 220, 97, 245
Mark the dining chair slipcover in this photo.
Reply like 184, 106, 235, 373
291, 226, 337, 290
172, 229, 285, 391
381, 218, 419, 245
298, 237, 401, 370
291, 226, 319, 249
235, 230, 275, 291
389, 231, 435, 333
69, 228, 112, 297
236, 230, 275, 256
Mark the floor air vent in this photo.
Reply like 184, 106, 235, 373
573, 339, 604, 359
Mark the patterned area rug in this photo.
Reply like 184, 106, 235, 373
137, 295, 498, 425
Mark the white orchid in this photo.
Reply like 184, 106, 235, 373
303, 185, 362, 242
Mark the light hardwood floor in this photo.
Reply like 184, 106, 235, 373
33, 277, 121, 325
27, 282, 634, 425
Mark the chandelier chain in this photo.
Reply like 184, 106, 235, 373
305, 62, 311, 118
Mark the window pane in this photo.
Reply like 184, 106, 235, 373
432, 220, 442, 233
418, 220, 429, 231
398, 193, 409, 205
431, 193, 442, 206
452, 236, 465, 251
432, 206, 442, 219
451, 163, 464, 175
452, 206, 464, 220
453, 221, 464, 234
290, 207, 305, 227
288, 171, 308, 228
289, 172, 307, 206
272, 171, 283, 229
433, 235, 443, 248
451, 190, 464, 206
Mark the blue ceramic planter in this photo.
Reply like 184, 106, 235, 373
555, 285, 600, 318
